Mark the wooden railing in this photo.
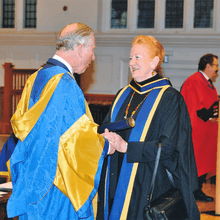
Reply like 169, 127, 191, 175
85, 94, 115, 125
0, 87, 3, 121
85, 94, 115, 105
0, 63, 37, 134
0, 63, 114, 133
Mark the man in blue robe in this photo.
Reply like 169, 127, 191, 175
7, 22, 117, 220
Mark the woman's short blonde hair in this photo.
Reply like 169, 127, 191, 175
132, 35, 165, 73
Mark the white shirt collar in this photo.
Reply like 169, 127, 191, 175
199, 70, 209, 80
53, 54, 73, 74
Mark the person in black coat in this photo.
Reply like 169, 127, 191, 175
97, 35, 200, 220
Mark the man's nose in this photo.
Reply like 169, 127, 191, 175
129, 58, 134, 66
92, 53, 95, 61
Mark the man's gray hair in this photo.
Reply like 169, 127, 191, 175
56, 22, 94, 51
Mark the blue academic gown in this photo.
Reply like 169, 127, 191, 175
7, 59, 109, 220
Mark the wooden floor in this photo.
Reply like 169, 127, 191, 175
199, 177, 220, 219
0, 178, 219, 219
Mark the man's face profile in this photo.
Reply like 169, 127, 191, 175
78, 34, 96, 74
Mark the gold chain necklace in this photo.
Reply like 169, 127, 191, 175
124, 91, 149, 119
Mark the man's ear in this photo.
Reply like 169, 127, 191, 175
77, 44, 84, 58
204, 63, 214, 74
150, 56, 160, 70
206, 63, 212, 69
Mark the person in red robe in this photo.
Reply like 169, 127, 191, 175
181, 53, 219, 202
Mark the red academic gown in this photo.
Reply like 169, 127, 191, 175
181, 71, 218, 177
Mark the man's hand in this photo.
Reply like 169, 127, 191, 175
101, 129, 127, 154
209, 118, 218, 123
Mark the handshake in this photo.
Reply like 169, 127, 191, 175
197, 101, 219, 122
98, 117, 135, 155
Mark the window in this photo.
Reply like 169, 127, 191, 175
111, 0, 128, 28
0, 0, 37, 29
102, 0, 219, 33
165, 0, 184, 28
2, 0, 15, 28
194, 0, 213, 28
137, 0, 155, 28
24, 0, 37, 28
107, 0, 156, 31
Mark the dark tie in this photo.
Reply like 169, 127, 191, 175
208, 79, 214, 89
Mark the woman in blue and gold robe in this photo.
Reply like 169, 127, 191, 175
97, 35, 200, 220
